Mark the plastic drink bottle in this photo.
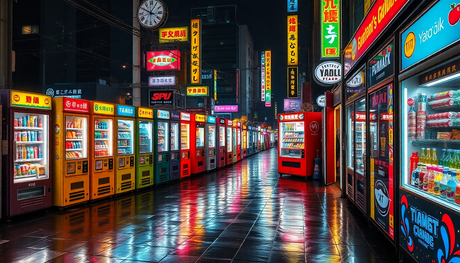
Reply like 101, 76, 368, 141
409, 152, 419, 177
428, 166, 436, 193
447, 171, 457, 201
419, 165, 427, 190
440, 168, 450, 198
426, 148, 432, 165
440, 149, 447, 166
449, 149, 457, 169
420, 148, 426, 164
424, 165, 431, 192
432, 148, 438, 166
445, 149, 452, 167
411, 163, 421, 187
433, 167, 443, 195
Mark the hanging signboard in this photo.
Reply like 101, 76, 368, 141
261, 52, 266, 102
146, 50, 181, 71
315, 61, 342, 85
287, 15, 298, 65
287, 0, 298, 12
213, 69, 217, 101
214, 105, 238, 112
287, 66, 298, 98
149, 90, 174, 106
186, 86, 208, 96
283, 99, 301, 112
191, 19, 201, 84
265, 50, 272, 107
159, 27, 188, 43
148, 76, 176, 87
369, 41, 394, 87
321, 0, 340, 58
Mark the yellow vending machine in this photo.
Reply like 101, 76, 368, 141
89, 101, 115, 200
52, 97, 90, 208
114, 105, 136, 194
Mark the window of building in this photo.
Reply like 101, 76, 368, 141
22, 25, 39, 35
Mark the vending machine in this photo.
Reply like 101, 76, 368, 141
226, 119, 233, 166
135, 107, 154, 189
169, 111, 181, 181
89, 101, 115, 200
237, 121, 242, 161
191, 114, 206, 175
278, 112, 322, 177
52, 97, 90, 208
114, 105, 136, 194
1, 90, 52, 217
248, 126, 254, 156
154, 110, 170, 184
216, 118, 227, 168
206, 116, 217, 171
180, 112, 191, 178
243, 124, 248, 157
257, 126, 262, 152
232, 120, 237, 163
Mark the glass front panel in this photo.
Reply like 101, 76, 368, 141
139, 121, 153, 154
233, 128, 237, 149
237, 129, 241, 146
227, 127, 232, 152
208, 125, 216, 148
117, 119, 134, 156
219, 126, 225, 147
65, 115, 88, 160
347, 105, 354, 170
196, 126, 205, 148
170, 122, 179, 151
280, 121, 305, 158
243, 131, 247, 149
158, 121, 169, 152
181, 123, 190, 150
94, 118, 113, 157
401, 57, 460, 212
346, 66, 366, 101
355, 99, 366, 176
13, 113, 49, 183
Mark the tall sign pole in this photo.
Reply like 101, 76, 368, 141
0, 0, 13, 89
133, 0, 141, 106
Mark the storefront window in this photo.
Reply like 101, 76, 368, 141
401, 56, 460, 212
346, 67, 366, 101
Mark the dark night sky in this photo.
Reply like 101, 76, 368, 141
164, 0, 313, 114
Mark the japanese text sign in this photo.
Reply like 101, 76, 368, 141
187, 86, 208, 96
159, 27, 188, 43
344, 0, 409, 75
11, 91, 51, 110
287, 15, 298, 65
287, 67, 298, 98
138, 107, 154, 119
116, 105, 135, 117
284, 99, 301, 112
287, 0, 298, 12
279, 113, 304, 121
195, 114, 206, 122
191, 19, 201, 84
321, 0, 340, 58
63, 97, 88, 113
214, 69, 217, 101
146, 50, 181, 71
149, 90, 174, 105
93, 102, 114, 115
157, 110, 170, 120
265, 50, 272, 107
207, 116, 216, 123
148, 76, 176, 87
261, 52, 266, 102
181, 112, 191, 121
214, 105, 238, 112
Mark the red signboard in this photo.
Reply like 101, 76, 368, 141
63, 97, 89, 113
146, 50, 181, 71
344, 0, 409, 75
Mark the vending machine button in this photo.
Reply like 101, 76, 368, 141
109, 159, 113, 169
83, 161, 88, 173
130, 156, 134, 167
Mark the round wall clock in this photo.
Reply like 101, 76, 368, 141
137, 0, 168, 30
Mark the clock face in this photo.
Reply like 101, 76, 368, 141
138, 0, 167, 29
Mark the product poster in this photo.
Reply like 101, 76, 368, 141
400, 189, 460, 262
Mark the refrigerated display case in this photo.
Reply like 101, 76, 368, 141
1, 90, 52, 217
180, 112, 191, 178
52, 97, 90, 208
154, 110, 170, 184
226, 119, 233, 166
254, 126, 259, 153
135, 107, 154, 189
217, 118, 227, 168
114, 105, 135, 194
89, 101, 114, 200
278, 112, 322, 177
206, 116, 216, 171
243, 124, 248, 157
248, 126, 254, 156
169, 111, 181, 181
191, 114, 206, 175
237, 121, 242, 161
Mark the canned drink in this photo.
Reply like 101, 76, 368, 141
21, 131, 26, 141
418, 93, 427, 111
14, 118, 18, 127
34, 116, 38, 127
37, 131, 43, 141
22, 116, 27, 127
30, 131, 35, 141
18, 117, 23, 127
34, 147, 38, 159
26, 116, 30, 127
29, 116, 34, 127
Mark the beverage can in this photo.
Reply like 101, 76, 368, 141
14, 118, 18, 127
418, 93, 427, 111
18, 117, 22, 127
34, 116, 38, 127
30, 131, 35, 141
34, 147, 38, 159
37, 131, 42, 141
22, 116, 27, 127
26, 116, 30, 127
29, 116, 34, 127
38, 147, 42, 158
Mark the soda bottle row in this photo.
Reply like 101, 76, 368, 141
427, 112, 459, 120
418, 148, 438, 166
429, 90, 460, 102
410, 164, 460, 204
16, 145, 42, 160
66, 118, 84, 129
14, 163, 40, 177
95, 120, 109, 130
15, 131, 43, 142
13, 115, 43, 128
66, 141, 82, 149
95, 131, 108, 139
429, 98, 460, 109
66, 131, 82, 139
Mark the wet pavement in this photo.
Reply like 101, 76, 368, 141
0, 148, 398, 263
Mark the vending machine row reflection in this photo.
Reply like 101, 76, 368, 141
206, 116, 217, 171
1, 90, 52, 217
243, 124, 248, 158
191, 114, 206, 175
180, 112, 191, 178
216, 118, 227, 168
114, 105, 136, 194
89, 101, 115, 200
135, 107, 154, 189
154, 109, 170, 185
232, 120, 237, 163
52, 97, 90, 208
237, 121, 242, 161
248, 126, 254, 156
226, 119, 233, 166
169, 111, 181, 181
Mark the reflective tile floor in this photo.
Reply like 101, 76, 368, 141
0, 148, 398, 263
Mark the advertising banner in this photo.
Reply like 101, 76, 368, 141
287, 0, 298, 12
187, 86, 208, 96
11, 91, 51, 110
214, 105, 238, 112
146, 50, 181, 71
321, 0, 340, 58
93, 102, 114, 115
116, 105, 135, 117
149, 90, 174, 106
287, 15, 298, 65
63, 97, 89, 113
283, 99, 301, 112
191, 19, 201, 84
287, 67, 298, 98
369, 42, 394, 87
265, 51, 272, 106
159, 27, 188, 43
148, 76, 176, 87
261, 52, 266, 101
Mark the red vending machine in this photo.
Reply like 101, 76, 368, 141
191, 114, 206, 175
180, 112, 191, 178
278, 112, 322, 177
216, 118, 226, 168
237, 121, 242, 161
226, 119, 233, 166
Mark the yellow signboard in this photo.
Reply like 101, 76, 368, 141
241, 116, 247, 123
93, 102, 114, 115
187, 86, 208, 96
138, 107, 154, 119
287, 15, 298, 65
265, 50, 272, 104
195, 114, 206, 122
159, 27, 188, 43
11, 91, 52, 110
191, 19, 201, 84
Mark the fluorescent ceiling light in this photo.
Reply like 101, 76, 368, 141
425, 72, 460, 87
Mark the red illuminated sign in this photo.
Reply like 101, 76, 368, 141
149, 90, 174, 106
146, 50, 181, 71
227, 120, 232, 126
344, 0, 409, 75
63, 97, 89, 113
279, 113, 304, 121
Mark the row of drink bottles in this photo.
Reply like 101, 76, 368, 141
415, 147, 460, 168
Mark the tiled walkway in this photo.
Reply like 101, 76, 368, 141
0, 148, 398, 262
